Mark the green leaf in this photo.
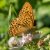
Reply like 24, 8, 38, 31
42, 0, 50, 3
36, 5, 50, 20
36, 27, 50, 38
0, 0, 6, 8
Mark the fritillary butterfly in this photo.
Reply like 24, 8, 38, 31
9, 2, 34, 36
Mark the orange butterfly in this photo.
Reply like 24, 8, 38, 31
9, 2, 34, 36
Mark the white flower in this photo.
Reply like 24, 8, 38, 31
49, 41, 50, 45
8, 37, 17, 47
44, 35, 50, 41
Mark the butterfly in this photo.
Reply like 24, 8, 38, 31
9, 2, 34, 36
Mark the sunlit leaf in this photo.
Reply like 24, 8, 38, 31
36, 5, 50, 20
36, 27, 50, 38
0, 0, 6, 8
42, 0, 50, 3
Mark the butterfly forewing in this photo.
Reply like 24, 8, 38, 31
19, 2, 34, 22
18, 13, 33, 29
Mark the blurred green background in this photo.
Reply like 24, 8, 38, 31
0, 0, 50, 50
